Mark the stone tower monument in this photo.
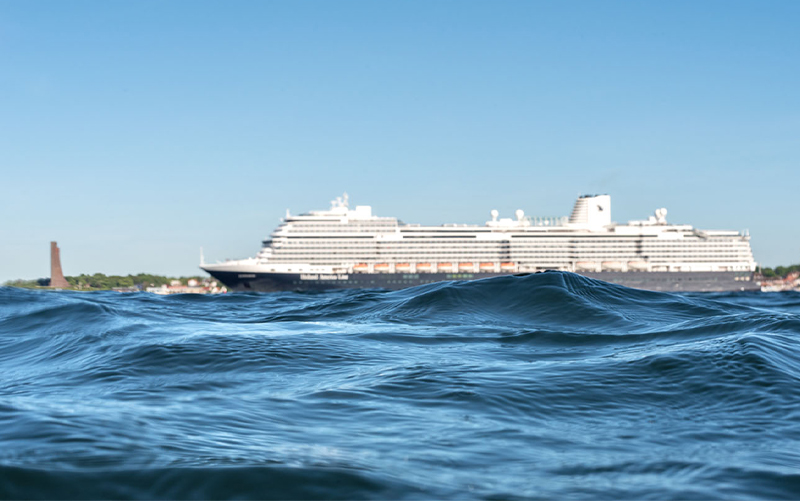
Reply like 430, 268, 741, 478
50, 241, 69, 288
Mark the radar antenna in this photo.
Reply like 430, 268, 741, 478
331, 192, 350, 209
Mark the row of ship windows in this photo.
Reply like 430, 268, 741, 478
271, 258, 753, 264
287, 227, 398, 230
274, 245, 750, 253
272, 245, 750, 252
512, 250, 752, 255
269, 254, 750, 263
274, 245, 751, 252
276, 255, 751, 262
284, 223, 398, 227
276, 240, 749, 247
276, 235, 746, 243
282, 226, 738, 235
271, 250, 752, 257
283, 228, 398, 233
289, 222, 397, 226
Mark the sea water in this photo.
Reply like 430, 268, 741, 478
1, 272, 799, 499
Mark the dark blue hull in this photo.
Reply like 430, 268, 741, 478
205, 270, 759, 293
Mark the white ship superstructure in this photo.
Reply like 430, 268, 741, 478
202, 194, 757, 292
207, 194, 755, 273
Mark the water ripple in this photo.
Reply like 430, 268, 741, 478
1, 273, 799, 499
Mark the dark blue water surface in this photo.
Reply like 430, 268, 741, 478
2, 272, 800, 499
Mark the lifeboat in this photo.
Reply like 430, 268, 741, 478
601, 261, 624, 271
437, 262, 455, 271
500, 262, 515, 271
353, 263, 369, 272
459, 262, 475, 270
416, 263, 433, 272
374, 263, 390, 272
575, 261, 598, 271
627, 260, 648, 271
479, 262, 495, 271
395, 263, 411, 271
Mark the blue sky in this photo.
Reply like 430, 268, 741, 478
1, 1, 798, 281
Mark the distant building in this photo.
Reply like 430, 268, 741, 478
49, 242, 69, 288
761, 271, 800, 292
145, 279, 226, 295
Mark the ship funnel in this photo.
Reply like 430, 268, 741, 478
569, 195, 611, 227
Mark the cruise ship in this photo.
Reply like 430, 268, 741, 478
201, 194, 759, 292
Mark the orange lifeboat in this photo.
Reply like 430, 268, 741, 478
374, 263, 390, 272
500, 262, 515, 271
438, 262, 455, 271
353, 263, 369, 272
479, 262, 495, 271
416, 263, 433, 272
395, 263, 411, 271
459, 262, 475, 270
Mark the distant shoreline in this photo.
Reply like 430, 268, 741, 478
5, 267, 800, 293
3, 273, 212, 292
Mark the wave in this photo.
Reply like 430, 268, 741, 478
2, 275, 800, 499
0, 465, 418, 500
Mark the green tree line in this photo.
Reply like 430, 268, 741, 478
4, 273, 208, 290
759, 264, 800, 279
